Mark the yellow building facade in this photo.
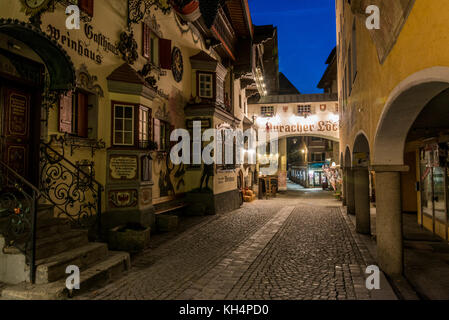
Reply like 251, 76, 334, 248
0, 0, 264, 286
338, 0, 449, 275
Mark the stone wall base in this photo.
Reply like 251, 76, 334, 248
186, 189, 242, 215
0, 237, 28, 284
101, 206, 156, 234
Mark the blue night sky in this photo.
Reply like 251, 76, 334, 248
248, 0, 336, 94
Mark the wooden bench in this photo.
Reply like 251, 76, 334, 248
154, 202, 188, 215
153, 199, 188, 232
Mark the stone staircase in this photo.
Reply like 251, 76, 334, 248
0, 205, 130, 300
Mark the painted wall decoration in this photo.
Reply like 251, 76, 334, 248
158, 158, 174, 197
171, 46, 183, 82
169, 86, 186, 125
199, 163, 214, 190
76, 64, 104, 97
158, 155, 186, 196
140, 188, 152, 206
109, 189, 138, 208
152, 87, 187, 199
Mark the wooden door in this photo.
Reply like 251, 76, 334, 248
1, 87, 32, 179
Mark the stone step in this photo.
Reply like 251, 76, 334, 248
31, 242, 109, 284
36, 219, 72, 239
1, 251, 130, 300
33, 230, 89, 260
37, 204, 54, 220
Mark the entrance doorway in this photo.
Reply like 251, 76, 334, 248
0, 81, 41, 185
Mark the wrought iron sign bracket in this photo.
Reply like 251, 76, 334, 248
49, 134, 106, 157
127, 0, 172, 27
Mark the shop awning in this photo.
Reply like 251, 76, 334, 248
0, 19, 75, 91
309, 163, 325, 170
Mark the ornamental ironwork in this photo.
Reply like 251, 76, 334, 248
127, 0, 172, 26
39, 143, 103, 237
48, 133, 106, 157
0, 160, 39, 283
118, 31, 139, 65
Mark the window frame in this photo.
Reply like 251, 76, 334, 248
112, 103, 135, 147
297, 105, 312, 115
58, 89, 94, 139
197, 71, 215, 99
351, 20, 358, 84
261, 106, 274, 117
73, 90, 89, 138
138, 106, 152, 148
111, 102, 155, 149
153, 118, 171, 152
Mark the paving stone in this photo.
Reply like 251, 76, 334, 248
75, 190, 398, 300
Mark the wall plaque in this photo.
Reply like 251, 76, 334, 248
109, 155, 138, 180
109, 189, 138, 208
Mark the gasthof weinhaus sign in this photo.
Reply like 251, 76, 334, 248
46, 23, 119, 64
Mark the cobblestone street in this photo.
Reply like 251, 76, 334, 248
77, 186, 397, 300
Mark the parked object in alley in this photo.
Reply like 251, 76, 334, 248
243, 189, 257, 202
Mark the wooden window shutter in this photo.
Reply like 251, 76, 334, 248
77, 92, 89, 138
142, 23, 150, 59
79, 0, 94, 16
159, 38, 172, 69
59, 92, 73, 134
153, 118, 161, 150
169, 124, 176, 149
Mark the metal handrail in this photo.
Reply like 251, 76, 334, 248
40, 142, 104, 240
41, 143, 104, 188
0, 160, 41, 196
0, 160, 39, 284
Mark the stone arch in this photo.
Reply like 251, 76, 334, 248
0, 19, 75, 91
280, 132, 339, 142
352, 132, 370, 167
373, 67, 449, 165
344, 146, 352, 168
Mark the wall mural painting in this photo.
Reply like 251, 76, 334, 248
158, 154, 186, 197
169, 86, 186, 126
154, 87, 187, 198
